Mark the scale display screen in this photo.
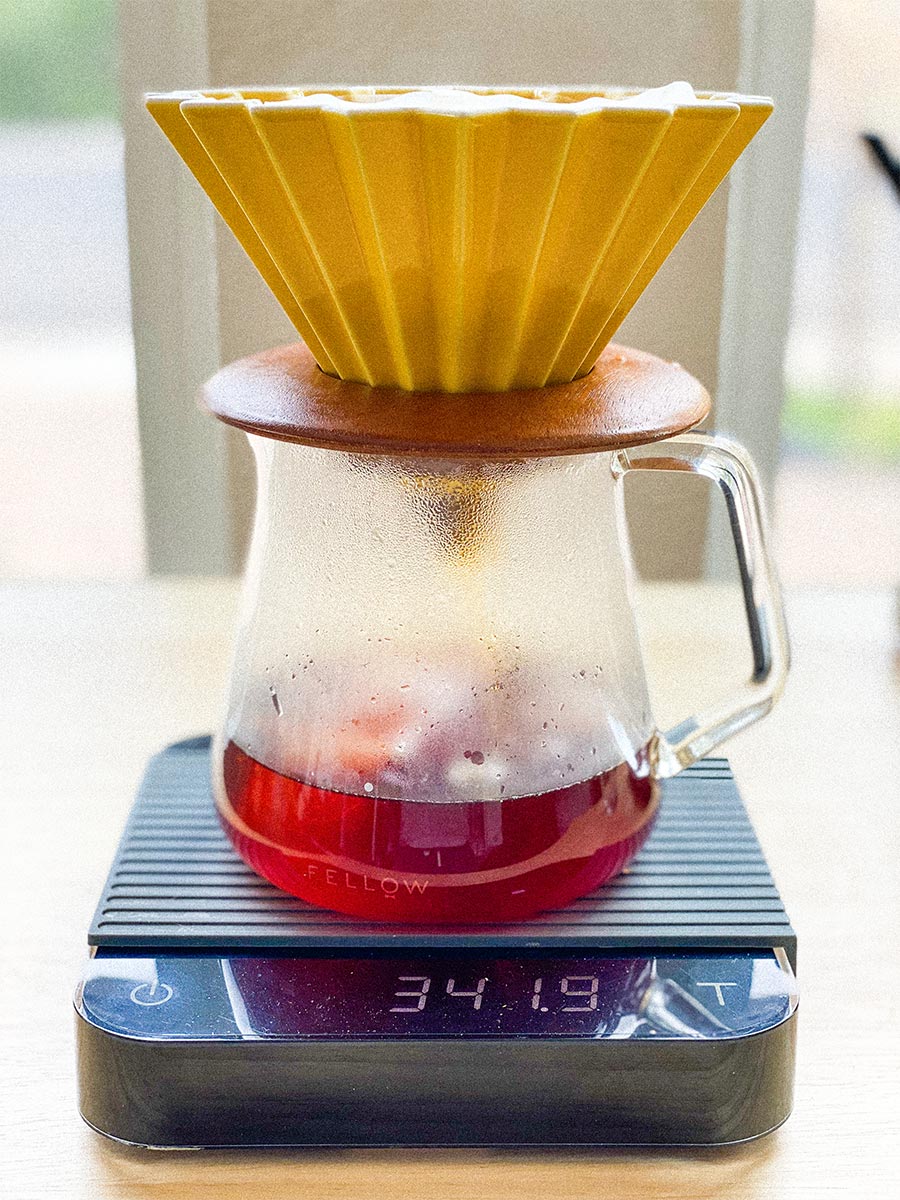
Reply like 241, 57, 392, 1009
80, 952, 795, 1041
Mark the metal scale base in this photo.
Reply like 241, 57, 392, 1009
75, 738, 797, 1149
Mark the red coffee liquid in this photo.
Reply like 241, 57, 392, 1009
219, 739, 658, 922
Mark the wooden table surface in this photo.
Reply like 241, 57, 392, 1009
2, 580, 898, 1199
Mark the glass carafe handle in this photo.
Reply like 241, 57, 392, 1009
613, 433, 790, 778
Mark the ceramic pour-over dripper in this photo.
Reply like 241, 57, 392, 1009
146, 84, 771, 392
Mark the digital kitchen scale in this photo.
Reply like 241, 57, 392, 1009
75, 737, 797, 1149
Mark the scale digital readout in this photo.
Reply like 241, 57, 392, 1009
81, 951, 793, 1041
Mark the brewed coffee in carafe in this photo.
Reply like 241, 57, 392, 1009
149, 85, 788, 922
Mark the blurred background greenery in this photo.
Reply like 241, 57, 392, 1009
0, 0, 118, 121
785, 389, 900, 461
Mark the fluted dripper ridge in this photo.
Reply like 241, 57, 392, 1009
147, 84, 771, 391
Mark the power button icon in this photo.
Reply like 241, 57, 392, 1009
130, 982, 174, 1007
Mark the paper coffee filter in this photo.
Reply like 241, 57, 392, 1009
147, 85, 771, 392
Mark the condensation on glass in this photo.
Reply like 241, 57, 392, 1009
224, 440, 655, 802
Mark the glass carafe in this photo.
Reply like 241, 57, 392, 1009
214, 430, 788, 923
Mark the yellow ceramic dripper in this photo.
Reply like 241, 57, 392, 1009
146, 84, 771, 392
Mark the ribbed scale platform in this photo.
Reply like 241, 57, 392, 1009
90, 738, 795, 959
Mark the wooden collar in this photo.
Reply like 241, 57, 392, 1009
203, 341, 709, 458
